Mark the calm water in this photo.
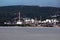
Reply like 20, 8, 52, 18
0, 27, 60, 40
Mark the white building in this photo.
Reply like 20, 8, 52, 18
16, 20, 22, 24
31, 19, 35, 23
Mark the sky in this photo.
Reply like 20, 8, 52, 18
0, 0, 60, 7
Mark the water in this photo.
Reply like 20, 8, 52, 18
0, 27, 60, 40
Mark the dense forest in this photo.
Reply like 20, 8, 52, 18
0, 5, 60, 24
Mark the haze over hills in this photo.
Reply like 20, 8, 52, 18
0, 5, 60, 23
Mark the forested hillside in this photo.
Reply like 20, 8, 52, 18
0, 5, 60, 24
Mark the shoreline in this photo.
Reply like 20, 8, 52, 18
0, 26, 60, 28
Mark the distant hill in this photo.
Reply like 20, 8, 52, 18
0, 5, 60, 23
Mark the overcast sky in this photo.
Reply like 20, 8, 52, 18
0, 0, 60, 7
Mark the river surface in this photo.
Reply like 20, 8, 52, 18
0, 27, 60, 40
